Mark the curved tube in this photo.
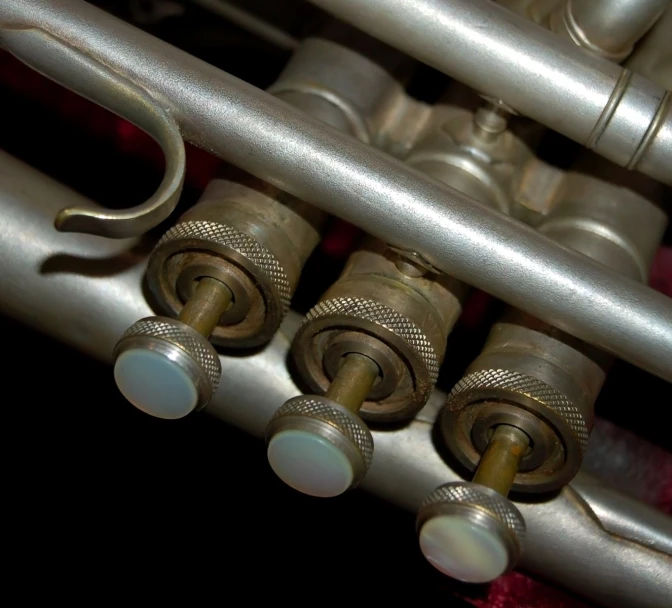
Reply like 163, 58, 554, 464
0, 0, 671, 382
307, 0, 671, 185
626, 4, 672, 90
548, 0, 669, 60
0, 149, 669, 608
0, 25, 186, 238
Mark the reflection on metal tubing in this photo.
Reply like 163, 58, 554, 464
0, 149, 670, 608
307, 0, 672, 184
547, 0, 669, 61
0, 0, 671, 381
625, 3, 672, 90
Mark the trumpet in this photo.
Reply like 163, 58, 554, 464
0, 1, 670, 606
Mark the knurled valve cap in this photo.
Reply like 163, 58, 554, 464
113, 316, 221, 420
416, 481, 525, 584
265, 394, 374, 498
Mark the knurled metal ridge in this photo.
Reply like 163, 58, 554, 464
304, 297, 439, 385
448, 369, 589, 452
120, 317, 221, 391
271, 396, 374, 470
158, 220, 291, 315
421, 482, 526, 552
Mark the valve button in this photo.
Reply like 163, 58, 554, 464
416, 481, 525, 583
267, 429, 354, 497
114, 349, 199, 419
418, 514, 509, 583
265, 394, 374, 497
113, 316, 221, 419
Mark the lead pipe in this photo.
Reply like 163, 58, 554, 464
0, 0, 671, 381
0, 150, 669, 607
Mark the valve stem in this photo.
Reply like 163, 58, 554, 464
112, 275, 231, 419
416, 424, 530, 583
473, 425, 530, 496
265, 352, 380, 497
178, 277, 233, 337
325, 353, 380, 412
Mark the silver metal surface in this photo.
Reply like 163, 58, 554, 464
308, 0, 672, 185
547, 0, 669, 61
404, 102, 536, 218
0, 25, 186, 238
290, 106, 511, 423
138, 30, 406, 352
370, 422, 672, 608
626, 4, 672, 90
442, 177, 667, 492
571, 473, 672, 556
1, 0, 672, 381
268, 35, 408, 144
496, 0, 562, 22
0, 150, 670, 607
538, 172, 667, 282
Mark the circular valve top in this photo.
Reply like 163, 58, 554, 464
113, 316, 221, 419
419, 513, 510, 583
267, 429, 355, 497
265, 394, 374, 498
115, 348, 199, 419
416, 482, 525, 584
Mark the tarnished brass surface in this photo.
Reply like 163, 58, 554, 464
178, 277, 233, 338
324, 353, 380, 413
473, 425, 531, 496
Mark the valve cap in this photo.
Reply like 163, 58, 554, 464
113, 316, 221, 419
265, 395, 374, 498
416, 481, 525, 583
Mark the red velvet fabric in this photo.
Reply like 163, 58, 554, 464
470, 572, 592, 608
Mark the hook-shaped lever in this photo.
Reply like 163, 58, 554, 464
0, 25, 185, 238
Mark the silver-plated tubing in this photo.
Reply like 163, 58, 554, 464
442, 175, 668, 493
145, 30, 406, 347
547, 0, 669, 61
307, 0, 671, 185
1, 0, 672, 381
625, 4, 672, 90
417, 481, 526, 581
496, 0, 562, 22
269, 35, 408, 144
0, 150, 670, 608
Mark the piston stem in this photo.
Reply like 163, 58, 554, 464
473, 102, 509, 142
325, 353, 380, 412
473, 425, 530, 496
178, 277, 233, 337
